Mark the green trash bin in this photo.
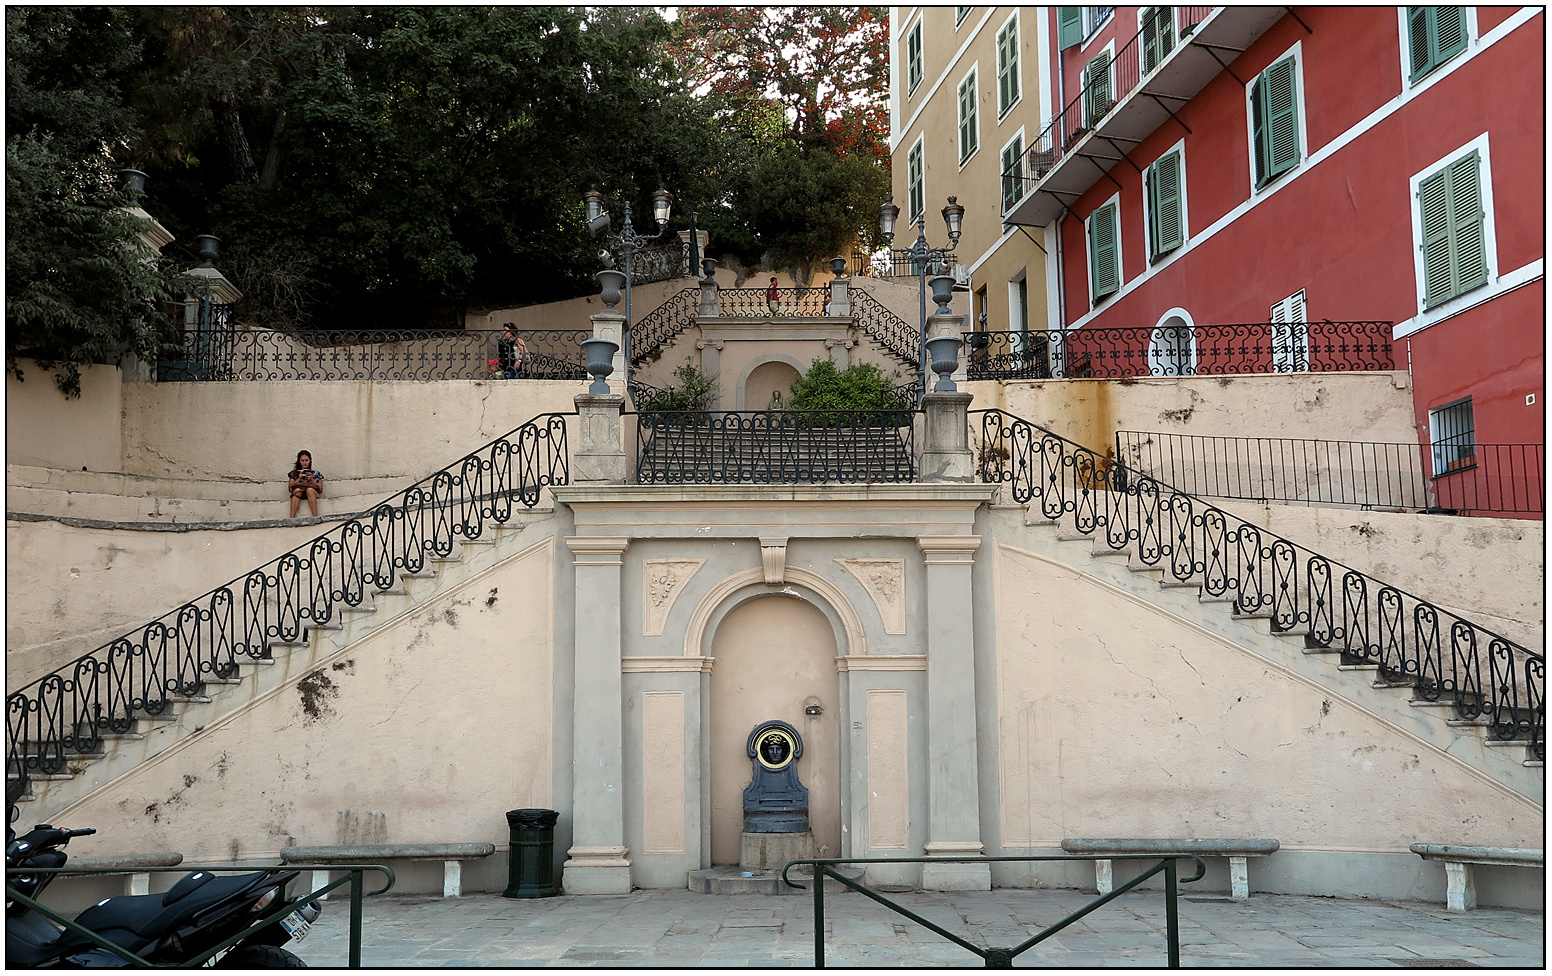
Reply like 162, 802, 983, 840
503, 808, 560, 897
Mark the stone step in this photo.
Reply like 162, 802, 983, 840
687, 865, 863, 896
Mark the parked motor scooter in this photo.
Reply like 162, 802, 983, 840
6, 823, 320, 968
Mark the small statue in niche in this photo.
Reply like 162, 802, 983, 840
742, 719, 809, 833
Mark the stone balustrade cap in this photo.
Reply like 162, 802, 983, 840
67, 852, 184, 871
1410, 844, 1543, 866
281, 843, 495, 862
1061, 838, 1280, 856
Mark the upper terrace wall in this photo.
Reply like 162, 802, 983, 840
7, 364, 124, 472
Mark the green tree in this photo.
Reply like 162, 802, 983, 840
787, 358, 895, 411
6, 7, 176, 395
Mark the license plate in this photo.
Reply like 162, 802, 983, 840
279, 910, 312, 943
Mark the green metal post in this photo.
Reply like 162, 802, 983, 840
350, 868, 364, 968
1164, 858, 1180, 968
813, 864, 826, 968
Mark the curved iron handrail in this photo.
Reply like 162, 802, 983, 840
629, 287, 700, 365
851, 288, 922, 369
973, 408, 1543, 762
7, 413, 576, 815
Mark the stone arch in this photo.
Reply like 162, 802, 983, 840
684, 566, 867, 664
735, 354, 807, 410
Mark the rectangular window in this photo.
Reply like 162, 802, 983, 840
1145, 150, 1184, 261
1418, 151, 1488, 309
957, 72, 979, 163
1088, 202, 1119, 304
1269, 290, 1310, 372
908, 139, 924, 223
1251, 55, 1300, 187
1141, 6, 1175, 73
907, 20, 923, 92
1083, 50, 1113, 127
1408, 7, 1467, 83
996, 16, 1021, 116
955, 7, 972, 26
1429, 398, 1476, 474
1000, 135, 1024, 213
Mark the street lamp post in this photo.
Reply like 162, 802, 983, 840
880, 195, 964, 406
585, 188, 701, 394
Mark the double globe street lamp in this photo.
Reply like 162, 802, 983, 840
879, 194, 965, 405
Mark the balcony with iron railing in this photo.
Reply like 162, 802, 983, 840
1002, 6, 1285, 228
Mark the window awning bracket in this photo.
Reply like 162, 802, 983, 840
1147, 93, 1194, 136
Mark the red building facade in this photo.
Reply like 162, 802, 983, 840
1004, 6, 1543, 516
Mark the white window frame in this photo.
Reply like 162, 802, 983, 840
1141, 137, 1188, 265
1397, 6, 1477, 89
995, 11, 1022, 119
1243, 40, 1307, 198
1269, 289, 1310, 372
957, 64, 980, 168
1085, 191, 1123, 306
1406, 131, 1499, 323
1428, 397, 1477, 475
955, 7, 972, 28
1079, 6, 1115, 52
907, 134, 926, 224
999, 127, 1027, 215
907, 17, 924, 94
1148, 308, 1197, 376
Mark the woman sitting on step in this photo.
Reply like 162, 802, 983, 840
287, 450, 325, 518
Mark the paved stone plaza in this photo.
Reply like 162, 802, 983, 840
297, 888, 1543, 968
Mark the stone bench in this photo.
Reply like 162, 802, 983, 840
281, 843, 496, 899
66, 852, 184, 896
1061, 838, 1280, 899
1410, 844, 1544, 911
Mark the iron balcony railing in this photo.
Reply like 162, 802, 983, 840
874, 250, 960, 279
634, 410, 917, 485
7, 413, 575, 813
719, 286, 833, 317
157, 329, 590, 382
1002, 6, 1215, 204
963, 321, 1394, 380
1116, 432, 1545, 517
974, 408, 1543, 761
606, 239, 695, 286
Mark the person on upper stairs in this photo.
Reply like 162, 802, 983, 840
288, 449, 325, 518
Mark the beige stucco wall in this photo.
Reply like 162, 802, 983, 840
50, 537, 556, 869
6, 361, 124, 471
120, 379, 582, 481
992, 541, 1542, 853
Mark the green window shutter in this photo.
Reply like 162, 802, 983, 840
958, 76, 977, 162
1089, 203, 1119, 302
1434, 7, 1467, 63
908, 24, 923, 90
1084, 51, 1112, 126
1407, 7, 1432, 81
1254, 57, 1298, 186
1141, 8, 1173, 73
1148, 152, 1183, 259
1448, 152, 1488, 296
997, 22, 1020, 114
1418, 168, 1453, 307
1001, 136, 1023, 212
1058, 8, 1085, 50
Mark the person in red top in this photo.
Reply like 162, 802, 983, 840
766, 276, 779, 316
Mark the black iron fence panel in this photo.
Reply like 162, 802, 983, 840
7, 414, 575, 809
963, 321, 1393, 380
635, 410, 916, 485
875, 250, 960, 279
851, 288, 923, 369
629, 287, 699, 365
607, 239, 692, 286
157, 329, 590, 381
974, 408, 1543, 760
1116, 432, 1544, 516
719, 286, 831, 317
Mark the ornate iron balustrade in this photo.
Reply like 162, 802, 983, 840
963, 321, 1394, 380
974, 408, 1543, 761
874, 250, 960, 279
1117, 432, 1545, 517
157, 329, 590, 381
606, 239, 692, 286
635, 410, 916, 485
7, 413, 575, 812
1002, 6, 1215, 204
719, 286, 831, 317
851, 288, 924, 369
629, 287, 699, 365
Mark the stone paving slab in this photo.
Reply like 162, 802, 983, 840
295, 888, 1543, 968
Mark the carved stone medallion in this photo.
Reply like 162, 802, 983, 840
642, 558, 706, 636
836, 558, 906, 635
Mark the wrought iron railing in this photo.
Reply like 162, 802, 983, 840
157, 329, 590, 381
7, 414, 575, 811
852, 288, 924, 369
607, 239, 693, 286
635, 410, 916, 485
963, 321, 1394, 380
1117, 432, 1545, 517
974, 408, 1543, 761
1002, 6, 1215, 204
874, 250, 960, 279
783, 854, 1205, 968
718, 286, 833, 317
629, 287, 700, 365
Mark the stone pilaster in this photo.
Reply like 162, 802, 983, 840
915, 535, 988, 891
919, 392, 975, 483
825, 337, 854, 368
697, 339, 723, 410
564, 536, 633, 894
571, 394, 626, 484
590, 310, 627, 396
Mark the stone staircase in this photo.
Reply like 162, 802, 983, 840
1014, 503, 1542, 797
8, 511, 554, 820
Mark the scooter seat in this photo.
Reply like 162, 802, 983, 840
61, 872, 267, 948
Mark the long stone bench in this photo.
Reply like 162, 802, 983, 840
281, 843, 496, 899
66, 851, 184, 895
1061, 838, 1280, 899
1410, 844, 1544, 911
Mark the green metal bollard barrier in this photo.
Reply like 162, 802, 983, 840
503, 808, 560, 898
